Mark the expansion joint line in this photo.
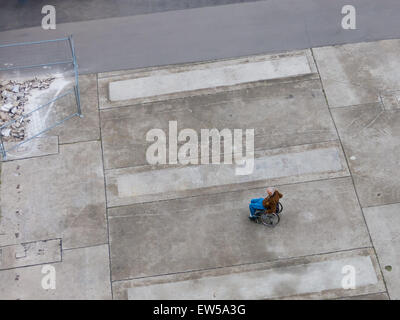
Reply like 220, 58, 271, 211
310, 48, 391, 299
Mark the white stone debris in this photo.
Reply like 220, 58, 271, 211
0, 77, 55, 142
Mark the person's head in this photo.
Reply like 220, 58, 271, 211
266, 187, 276, 196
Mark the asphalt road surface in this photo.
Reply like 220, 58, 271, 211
0, 0, 399, 74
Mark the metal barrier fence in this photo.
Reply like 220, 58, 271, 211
0, 36, 81, 160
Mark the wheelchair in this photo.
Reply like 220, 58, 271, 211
253, 202, 283, 227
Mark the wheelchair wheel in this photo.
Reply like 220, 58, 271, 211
260, 212, 280, 227
276, 202, 283, 214
254, 209, 266, 216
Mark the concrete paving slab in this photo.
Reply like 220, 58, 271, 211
108, 177, 370, 280
0, 141, 107, 249
380, 90, 400, 111
0, 239, 61, 270
108, 54, 312, 102
128, 255, 377, 300
46, 74, 100, 144
0, 244, 111, 300
364, 203, 400, 300
331, 103, 400, 207
339, 292, 389, 300
100, 78, 337, 170
98, 50, 318, 108
112, 248, 384, 300
106, 141, 349, 207
313, 39, 400, 108
2, 136, 59, 161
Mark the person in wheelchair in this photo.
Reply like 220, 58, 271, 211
249, 187, 283, 221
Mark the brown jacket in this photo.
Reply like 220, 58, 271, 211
262, 191, 283, 213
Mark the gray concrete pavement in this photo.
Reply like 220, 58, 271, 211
105, 142, 349, 207
331, 102, 400, 208
313, 39, 400, 108
108, 178, 370, 281
314, 39, 400, 208
338, 292, 389, 300
1, 38, 400, 299
0, 244, 112, 299
50, 74, 101, 144
97, 49, 319, 108
107, 53, 313, 102
0, 239, 61, 270
99, 52, 334, 170
1, 0, 400, 74
364, 203, 400, 300
113, 248, 385, 300
125, 249, 383, 300
0, 141, 107, 249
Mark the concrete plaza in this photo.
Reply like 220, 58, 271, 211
1, 38, 399, 299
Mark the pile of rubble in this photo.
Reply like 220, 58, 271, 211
0, 77, 54, 142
